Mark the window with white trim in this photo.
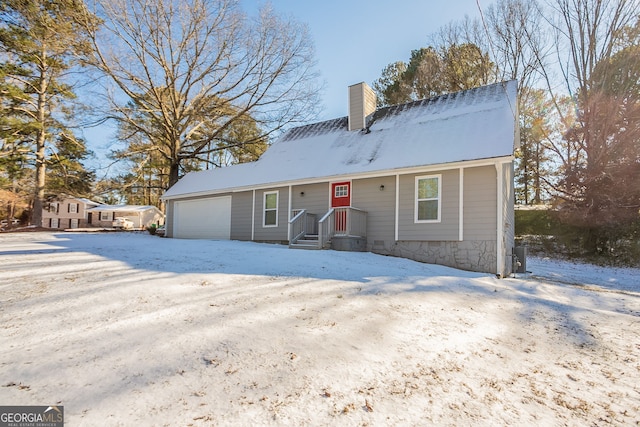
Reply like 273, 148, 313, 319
263, 191, 279, 227
415, 175, 441, 222
334, 184, 349, 198
49, 203, 58, 213
68, 203, 78, 213
100, 211, 111, 221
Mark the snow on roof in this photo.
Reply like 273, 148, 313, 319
163, 81, 517, 200
56, 196, 101, 206
75, 198, 102, 206
88, 204, 160, 213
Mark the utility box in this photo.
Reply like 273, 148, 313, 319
514, 245, 528, 273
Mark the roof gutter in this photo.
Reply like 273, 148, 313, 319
161, 155, 514, 201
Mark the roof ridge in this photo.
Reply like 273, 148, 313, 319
281, 80, 515, 141
376, 80, 514, 115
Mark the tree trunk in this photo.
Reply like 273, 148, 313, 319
32, 137, 46, 227
32, 57, 49, 228
168, 160, 180, 188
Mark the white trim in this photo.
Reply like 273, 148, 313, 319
334, 184, 349, 198
496, 162, 504, 277
263, 190, 279, 228
287, 185, 292, 240
162, 157, 514, 201
395, 174, 399, 241
459, 168, 464, 241
251, 190, 256, 240
414, 174, 442, 223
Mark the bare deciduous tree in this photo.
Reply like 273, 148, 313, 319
553, 0, 640, 241
485, 0, 547, 90
82, 0, 322, 187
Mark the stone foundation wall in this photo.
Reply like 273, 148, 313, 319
372, 240, 497, 274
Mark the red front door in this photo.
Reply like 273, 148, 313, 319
331, 182, 351, 234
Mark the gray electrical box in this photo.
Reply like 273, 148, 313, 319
514, 245, 528, 273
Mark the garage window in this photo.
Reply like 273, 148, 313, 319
263, 191, 279, 227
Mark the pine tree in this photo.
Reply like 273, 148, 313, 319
46, 133, 95, 197
372, 44, 496, 107
0, 0, 98, 226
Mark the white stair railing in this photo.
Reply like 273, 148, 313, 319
318, 208, 335, 249
288, 209, 307, 244
292, 207, 367, 249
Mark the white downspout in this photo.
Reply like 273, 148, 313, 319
287, 185, 292, 241
394, 173, 400, 242
459, 167, 464, 241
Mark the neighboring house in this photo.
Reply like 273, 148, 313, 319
42, 197, 102, 229
162, 81, 519, 276
87, 205, 165, 230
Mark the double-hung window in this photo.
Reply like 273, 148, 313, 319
415, 175, 441, 223
263, 191, 279, 227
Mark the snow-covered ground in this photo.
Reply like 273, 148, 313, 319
1, 231, 639, 426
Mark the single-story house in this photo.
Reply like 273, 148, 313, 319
87, 205, 164, 230
162, 81, 519, 276
42, 197, 102, 229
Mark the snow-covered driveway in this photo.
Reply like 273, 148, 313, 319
1, 232, 639, 426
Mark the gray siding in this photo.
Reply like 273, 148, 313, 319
163, 161, 512, 275
291, 182, 330, 217
165, 201, 174, 237
231, 191, 253, 241
253, 186, 289, 242
463, 166, 497, 241
397, 169, 460, 241
352, 176, 396, 250
385, 165, 504, 274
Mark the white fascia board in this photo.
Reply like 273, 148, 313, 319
161, 156, 514, 201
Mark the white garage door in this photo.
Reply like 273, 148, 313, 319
173, 196, 232, 239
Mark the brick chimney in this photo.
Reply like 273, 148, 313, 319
348, 82, 377, 131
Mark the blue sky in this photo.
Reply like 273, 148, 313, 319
242, 0, 484, 120
86, 1, 485, 174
